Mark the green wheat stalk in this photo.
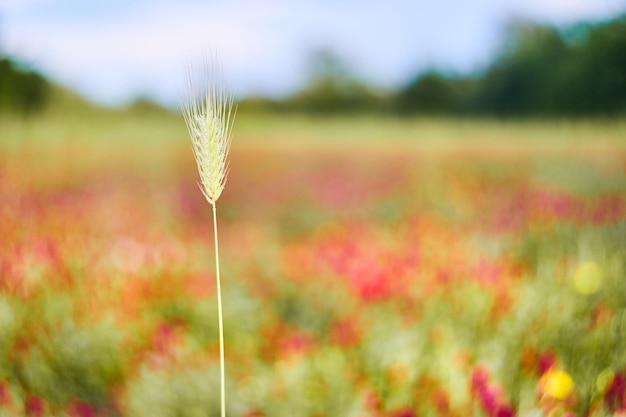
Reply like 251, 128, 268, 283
182, 55, 236, 417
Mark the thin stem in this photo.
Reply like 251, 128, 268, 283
212, 203, 226, 417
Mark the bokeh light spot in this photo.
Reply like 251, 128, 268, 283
574, 261, 603, 295
540, 369, 574, 400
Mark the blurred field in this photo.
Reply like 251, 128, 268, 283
1, 114, 626, 417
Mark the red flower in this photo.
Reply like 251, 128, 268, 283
25, 395, 44, 417
537, 351, 557, 376
243, 408, 264, 417
330, 318, 360, 347
496, 404, 516, 417
431, 387, 450, 414
0, 381, 12, 406
68, 400, 97, 417
363, 390, 382, 412
605, 372, 626, 412
279, 331, 314, 358
388, 405, 416, 417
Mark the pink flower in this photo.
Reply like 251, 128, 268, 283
478, 384, 503, 416
472, 258, 503, 283
470, 366, 516, 417
153, 322, 177, 355
471, 366, 490, 391
531, 189, 579, 220
148, 322, 185, 367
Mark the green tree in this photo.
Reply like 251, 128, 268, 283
0, 56, 49, 115
396, 71, 479, 115
477, 22, 570, 116
561, 17, 626, 115
289, 49, 385, 114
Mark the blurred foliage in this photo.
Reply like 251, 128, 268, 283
286, 50, 387, 114
399, 15, 626, 117
471, 17, 626, 116
123, 97, 175, 118
2, 14, 625, 118
239, 50, 388, 116
240, 15, 626, 117
0, 55, 173, 119
0, 56, 49, 115
395, 72, 480, 115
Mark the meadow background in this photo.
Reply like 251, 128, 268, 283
1, 4, 626, 417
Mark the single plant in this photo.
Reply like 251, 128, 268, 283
182, 55, 236, 417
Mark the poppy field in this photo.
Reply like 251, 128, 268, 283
1, 115, 626, 417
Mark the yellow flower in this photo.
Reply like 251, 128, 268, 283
540, 369, 574, 400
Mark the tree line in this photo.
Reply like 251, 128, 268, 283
0, 56, 49, 115
245, 14, 626, 117
1, 14, 624, 117
397, 16, 626, 117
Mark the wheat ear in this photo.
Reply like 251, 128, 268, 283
182, 54, 236, 417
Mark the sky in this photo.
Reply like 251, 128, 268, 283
1, 0, 625, 107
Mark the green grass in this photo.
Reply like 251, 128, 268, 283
3, 112, 626, 149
